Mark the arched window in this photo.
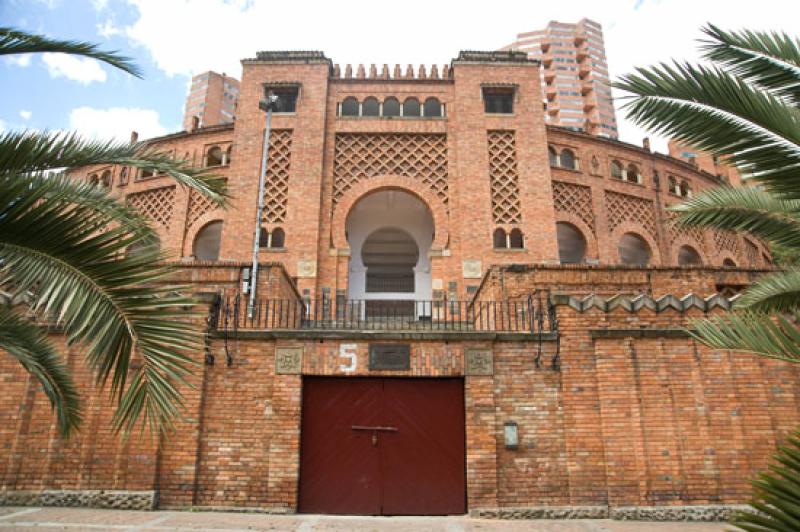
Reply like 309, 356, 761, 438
206, 146, 223, 167
363, 227, 417, 293
611, 160, 623, 179
140, 167, 155, 179
680, 180, 691, 198
668, 175, 678, 194
548, 146, 558, 167
677, 245, 702, 266
341, 97, 359, 116
493, 228, 507, 249
626, 163, 640, 183
560, 149, 577, 170
423, 97, 442, 117
362, 97, 379, 117
270, 227, 285, 248
100, 170, 112, 189
258, 227, 270, 248
556, 222, 587, 264
723, 258, 737, 268
193, 221, 223, 261
383, 97, 400, 117
225, 145, 232, 165
89, 173, 99, 186
509, 228, 524, 249
403, 97, 420, 117
118, 167, 129, 186
618, 232, 651, 265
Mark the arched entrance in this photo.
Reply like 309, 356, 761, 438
346, 190, 434, 317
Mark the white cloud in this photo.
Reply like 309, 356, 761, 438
69, 107, 168, 142
121, 0, 799, 151
91, 0, 109, 10
6, 55, 31, 67
19, 110, 32, 120
97, 19, 121, 38
42, 53, 107, 84
0, 119, 6, 133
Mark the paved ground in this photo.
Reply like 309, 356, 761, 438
0, 507, 730, 531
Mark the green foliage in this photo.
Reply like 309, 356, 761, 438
0, 29, 226, 436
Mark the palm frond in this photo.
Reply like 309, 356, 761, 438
0, 175, 201, 434
689, 311, 800, 364
671, 186, 800, 248
701, 23, 800, 105
614, 62, 800, 198
0, 27, 141, 78
0, 307, 81, 437
0, 130, 227, 206
736, 271, 800, 313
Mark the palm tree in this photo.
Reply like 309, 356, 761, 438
615, 25, 800, 530
0, 27, 226, 437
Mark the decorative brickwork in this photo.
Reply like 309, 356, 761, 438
744, 238, 760, 266
605, 191, 656, 237
666, 213, 706, 252
487, 130, 522, 224
552, 181, 594, 232
333, 133, 448, 206
714, 229, 740, 256
126, 186, 176, 229
187, 181, 225, 228
262, 130, 293, 224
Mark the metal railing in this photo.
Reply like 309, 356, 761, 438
211, 292, 557, 335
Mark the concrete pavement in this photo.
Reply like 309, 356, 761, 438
0, 506, 732, 531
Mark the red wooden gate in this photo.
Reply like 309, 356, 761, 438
298, 377, 466, 515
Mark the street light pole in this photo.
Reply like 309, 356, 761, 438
248, 91, 279, 318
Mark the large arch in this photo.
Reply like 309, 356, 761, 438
332, 175, 448, 251
554, 212, 598, 263
610, 221, 662, 265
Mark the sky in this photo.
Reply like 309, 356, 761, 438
1, 0, 798, 153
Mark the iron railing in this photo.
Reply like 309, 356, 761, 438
211, 292, 557, 334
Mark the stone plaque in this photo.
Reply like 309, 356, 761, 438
465, 348, 493, 376
369, 344, 411, 371
297, 259, 317, 278
275, 347, 302, 374
462, 259, 482, 279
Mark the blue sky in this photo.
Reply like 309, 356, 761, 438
1, 0, 797, 150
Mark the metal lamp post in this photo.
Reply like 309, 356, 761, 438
248, 91, 280, 317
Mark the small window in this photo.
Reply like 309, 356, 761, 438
226, 145, 232, 165
668, 176, 678, 194
271, 88, 298, 113
509, 228, 524, 249
140, 168, 155, 179
611, 160, 623, 179
556, 222, 587, 264
206, 146, 223, 167
723, 258, 737, 268
341, 97, 359, 116
560, 149, 577, 170
423, 97, 442, 117
100, 170, 112, 188
680, 180, 691, 198
548, 146, 558, 167
258, 227, 270, 248
89, 173, 99, 186
118, 167, 129, 186
362, 97, 380, 117
383, 97, 400, 117
270, 227, 285, 248
618, 232, 651, 266
626, 164, 640, 183
483, 87, 514, 114
403, 98, 420, 117
677, 245, 702, 266
493, 228, 507, 249
193, 221, 223, 261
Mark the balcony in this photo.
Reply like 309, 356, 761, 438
211, 294, 557, 336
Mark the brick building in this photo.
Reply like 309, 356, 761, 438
501, 19, 618, 138
182, 71, 240, 131
1, 50, 794, 520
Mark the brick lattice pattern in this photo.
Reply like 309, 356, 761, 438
714, 229, 740, 255
127, 186, 176, 229
744, 238, 759, 266
262, 130, 293, 224
605, 191, 656, 237
187, 180, 226, 228
487, 130, 522, 224
552, 181, 595, 232
666, 213, 706, 252
333, 133, 448, 206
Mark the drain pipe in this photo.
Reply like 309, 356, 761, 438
248, 92, 279, 318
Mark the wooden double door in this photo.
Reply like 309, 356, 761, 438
298, 377, 466, 515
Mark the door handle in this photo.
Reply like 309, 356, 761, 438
351, 425, 399, 432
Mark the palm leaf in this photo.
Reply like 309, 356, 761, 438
671, 186, 800, 248
689, 311, 800, 363
0, 27, 141, 78
736, 271, 800, 313
0, 175, 201, 434
0, 307, 81, 437
701, 24, 800, 105
614, 63, 800, 198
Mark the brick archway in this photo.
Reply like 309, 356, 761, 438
332, 175, 448, 251
611, 221, 663, 265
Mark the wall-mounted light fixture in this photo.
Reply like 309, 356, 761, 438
504, 421, 519, 450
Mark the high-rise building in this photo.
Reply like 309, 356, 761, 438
182, 71, 240, 131
501, 18, 618, 138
